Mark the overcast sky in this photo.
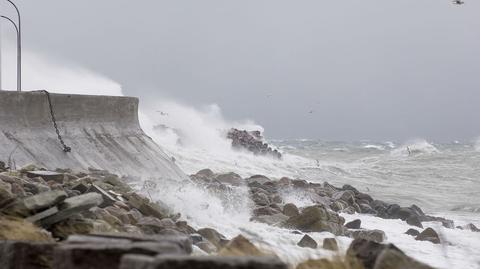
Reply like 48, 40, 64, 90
2, 0, 480, 141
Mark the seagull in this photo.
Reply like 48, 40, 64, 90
452, 0, 464, 5
309, 110, 314, 114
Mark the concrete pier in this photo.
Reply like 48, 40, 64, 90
0, 91, 186, 180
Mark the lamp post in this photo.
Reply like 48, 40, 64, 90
6, 0, 21, 91
0, 15, 19, 91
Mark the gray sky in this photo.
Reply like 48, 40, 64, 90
4, 0, 480, 141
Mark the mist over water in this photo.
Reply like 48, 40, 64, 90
11, 46, 480, 268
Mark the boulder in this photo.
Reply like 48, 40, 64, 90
415, 228, 440, 244
348, 229, 386, 243
196, 240, 218, 254
374, 248, 435, 269
252, 193, 270, 206
251, 213, 289, 226
120, 254, 288, 269
124, 193, 169, 219
283, 203, 300, 217
322, 238, 339, 251
297, 258, 356, 269
88, 184, 117, 208
253, 206, 281, 216
219, 235, 271, 257
23, 190, 68, 212
26, 171, 64, 183
51, 218, 95, 239
297, 234, 317, 249
216, 172, 243, 186
463, 223, 480, 232
347, 239, 402, 269
246, 175, 271, 185
0, 241, 56, 269
197, 228, 229, 249
405, 228, 420, 237
282, 205, 345, 235
345, 219, 361, 229
40, 193, 103, 227
194, 169, 215, 179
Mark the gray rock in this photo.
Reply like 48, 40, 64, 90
463, 223, 480, 232
23, 190, 68, 212
246, 175, 271, 185
41, 193, 103, 227
53, 241, 187, 269
347, 239, 403, 269
282, 205, 345, 235
283, 203, 300, 217
121, 254, 288, 269
253, 206, 280, 216
88, 184, 117, 208
195, 241, 217, 254
197, 228, 229, 249
374, 248, 435, 269
26, 170, 64, 183
348, 229, 386, 243
322, 238, 339, 251
406, 215, 423, 228
215, 172, 243, 186
125, 193, 169, 219
345, 219, 361, 229
0, 240, 56, 269
405, 228, 420, 237
252, 192, 270, 206
251, 213, 289, 226
297, 234, 317, 249
415, 228, 440, 244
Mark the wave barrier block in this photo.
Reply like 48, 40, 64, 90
0, 91, 186, 180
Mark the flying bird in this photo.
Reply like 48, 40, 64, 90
452, 0, 464, 5
156, 111, 169, 116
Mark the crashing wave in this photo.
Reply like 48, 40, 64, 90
391, 139, 439, 156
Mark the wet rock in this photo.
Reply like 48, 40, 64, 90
251, 213, 289, 226
322, 238, 338, 251
196, 240, 218, 253
405, 228, 420, 236
359, 203, 377, 214
406, 215, 423, 228
137, 217, 173, 234
345, 219, 361, 229
253, 206, 281, 216
219, 235, 270, 257
121, 254, 288, 269
283, 203, 300, 217
347, 239, 402, 269
462, 223, 480, 232
415, 228, 440, 244
176, 221, 196, 234
194, 168, 215, 179
297, 234, 317, 249
282, 205, 345, 235
374, 248, 435, 269
246, 175, 271, 185
227, 128, 282, 159
53, 240, 187, 269
333, 190, 356, 205
216, 172, 243, 186
252, 192, 270, 206
198, 228, 229, 249
124, 193, 169, 219
0, 180, 14, 205
348, 229, 386, 243
0, 241, 56, 269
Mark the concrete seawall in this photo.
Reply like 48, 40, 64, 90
0, 91, 186, 180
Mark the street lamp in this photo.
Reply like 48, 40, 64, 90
0, 15, 19, 91
5, 0, 21, 91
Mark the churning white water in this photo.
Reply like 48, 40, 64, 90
16, 45, 480, 269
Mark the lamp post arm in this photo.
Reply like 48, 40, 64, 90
6, 0, 21, 91
0, 16, 19, 35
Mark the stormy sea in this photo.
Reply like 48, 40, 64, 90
139, 103, 480, 269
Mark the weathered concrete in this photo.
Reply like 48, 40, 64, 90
0, 91, 186, 180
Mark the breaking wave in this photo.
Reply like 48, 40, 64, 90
391, 139, 440, 156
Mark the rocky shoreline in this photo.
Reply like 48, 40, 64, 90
0, 163, 478, 269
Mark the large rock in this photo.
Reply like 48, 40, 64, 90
197, 228, 229, 249
124, 193, 169, 219
297, 234, 317, 249
283, 203, 300, 217
0, 241, 56, 269
215, 172, 243, 186
345, 219, 361, 229
40, 193, 103, 227
282, 205, 345, 235
415, 228, 440, 244
227, 128, 282, 159
53, 241, 186, 269
23, 190, 68, 212
120, 254, 288, 269
322, 238, 338, 251
347, 239, 402, 269
251, 213, 289, 226
348, 229, 386, 243
374, 248, 435, 269
219, 235, 270, 257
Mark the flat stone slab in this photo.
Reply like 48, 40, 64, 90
26, 171, 64, 183
0, 240, 56, 269
23, 190, 68, 212
120, 255, 288, 269
41, 193, 103, 227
